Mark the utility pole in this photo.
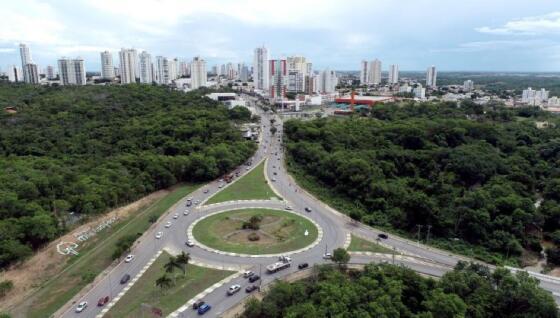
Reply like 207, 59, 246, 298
426, 225, 432, 245
392, 247, 396, 265
416, 225, 423, 246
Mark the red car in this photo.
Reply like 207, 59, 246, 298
97, 296, 110, 307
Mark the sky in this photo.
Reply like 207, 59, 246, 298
1, 0, 560, 72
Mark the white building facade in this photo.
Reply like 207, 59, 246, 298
191, 56, 207, 89
58, 57, 86, 85
119, 48, 137, 84
253, 46, 269, 91
100, 51, 114, 79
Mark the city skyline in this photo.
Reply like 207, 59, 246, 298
1, 0, 560, 72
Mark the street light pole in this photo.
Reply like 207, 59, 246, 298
416, 225, 423, 247
426, 225, 432, 245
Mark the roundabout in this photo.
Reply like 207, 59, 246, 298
189, 208, 321, 256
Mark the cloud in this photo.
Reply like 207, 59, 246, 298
432, 39, 554, 53
476, 12, 560, 35
0, 48, 16, 53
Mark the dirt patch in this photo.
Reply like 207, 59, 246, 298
226, 230, 276, 245
0, 189, 169, 313
549, 268, 560, 278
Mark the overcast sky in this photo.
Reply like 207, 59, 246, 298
1, 0, 560, 72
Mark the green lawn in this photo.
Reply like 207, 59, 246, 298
205, 160, 280, 204
25, 184, 200, 318
347, 235, 397, 254
106, 251, 233, 318
192, 208, 318, 254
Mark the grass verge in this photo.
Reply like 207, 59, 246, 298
192, 208, 318, 254
206, 160, 279, 204
105, 251, 233, 318
25, 184, 200, 318
348, 235, 397, 254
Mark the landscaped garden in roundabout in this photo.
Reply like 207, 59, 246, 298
191, 208, 319, 255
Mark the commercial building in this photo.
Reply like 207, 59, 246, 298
269, 59, 287, 99
368, 59, 381, 85
426, 65, 437, 88
253, 46, 269, 91
139, 51, 153, 83
100, 51, 114, 79
191, 56, 207, 89
359, 60, 368, 84
388, 64, 399, 84
58, 57, 86, 85
119, 48, 137, 84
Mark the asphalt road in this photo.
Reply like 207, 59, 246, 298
59, 98, 560, 318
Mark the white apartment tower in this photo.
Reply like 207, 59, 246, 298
359, 60, 368, 85
58, 57, 86, 85
139, 51, 153, 83
368, 59, 382, 85
46, 65, 55, 80
155, 56, 170, 85
319, 69, 338, 94
100, 51, 114, 79
388, 64, 399, 84
24, 64, 39, 84
19, 43, 34, 84
426, 65, 437, 88
119, 48, 138, 84
191, 56, 207, 89
253, 46, 269, 91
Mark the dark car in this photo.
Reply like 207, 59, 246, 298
245, 285, 259, 293
304, 207, 312, 213
197, 304, 211, 315
298, 263, 309, 269
120, 274, 131, 284
378, 233, 389, 239
97, 296, 110, 307
249, 275, 260, 283
193, 300, 205, 310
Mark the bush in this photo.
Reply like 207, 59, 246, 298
0, 280, 14, 298
248, 233, 260, 241
112, 233, 140, 260
546, 247, 560, 266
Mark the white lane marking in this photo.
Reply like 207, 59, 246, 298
343, 233, 351, 249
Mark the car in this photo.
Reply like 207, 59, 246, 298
278, 255, 291, 262
219, 178, 224, 182
271, 178, 276, 182
186, 240, 195, 247
165, 221, 172, 228
273, 172, 277, 175
75, 301, 88, 313
97, 296, 110, 307
183, 210, 190, 216
298, 262, 309, 269
227, 284, 241, 295
195, 200, 200, 205
304, 207, 312, 213
246, 167, 250, 171
173, 213, 179, 219
285, 205, 293, 210
378, 233, 389, 240
186, 201, 192, 207
219, 183, 224, 188
193, 300, 205, 310
272, 165, 276, 168
124, 254, 134, 263
323, 252, 332, 259
245, 285, 259, 293
243, 270, 255, 278
203, 189, 209, 193
120, 274, 131, 284
155, 231, 163, 239
197, 303, 211, 315
249, 275, 260, 283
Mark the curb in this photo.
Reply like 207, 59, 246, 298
348, 251, 450, 269
201, 199, 284, 210
188, 207, 323, 258
263, 158, 284, 199
343, 233, 351, 249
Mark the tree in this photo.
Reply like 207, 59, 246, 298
331, 248, 350, 268
270, 126, 277, 135
176, 251, 190, 276
422, 289, 467, 318
155, 274, 173, 291
163, 256, 181, 274
0, 280, 13, 298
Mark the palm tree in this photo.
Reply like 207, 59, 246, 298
164, 256, 180, 274
176, 252, 190, 276
155, 274, 173, 291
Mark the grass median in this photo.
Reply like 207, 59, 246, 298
347, 235, 398, 254
206, 160, 280, 204
105, 251, 233, 317
25, 184, 200, 318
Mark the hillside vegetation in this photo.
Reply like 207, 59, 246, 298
285, 101, 560, 264
0, 84, 255, 269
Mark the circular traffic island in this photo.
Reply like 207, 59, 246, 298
191, 208, 320, 255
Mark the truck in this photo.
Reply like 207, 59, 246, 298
266, 259, 291, 273
224, 174, 234, 183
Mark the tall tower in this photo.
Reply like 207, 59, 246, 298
388, 64, 399, 84
253, 46, 269, 91
368, 59, 381, 85
191, 56, 207, 89
100, 51, 114, 79
155, 56, 170, 84
359, 60, 368, 84
19, 43, 33, 83
138, 51, 153, 83
119, 48, 137, 84
426, 65, 437, 88
268, 59, 287, 99
58, 57, 86, 85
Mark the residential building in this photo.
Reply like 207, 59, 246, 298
548, 96, 560, 107
7, 65, 21, 82
46, 65, 55, 80
100, 51, 114, 79
522, 87, 549, 106
155, 56, 170, 84
287, 70, 304, 93
359, 60, 368, 84
319, 69, 338, 93
413, 84, 426, 99
58, 57, 86, 85
304, 74, 316, 95
426, 65, 437, 88
139, 51, 153, 83
253, 46, 269, 91
191, 56, 207, 89
24, 63, 39, 84
368, 59, 381, 85
388, 64, 399, 84
19, 43, 33, 83
268, 59, 287, 98
239, 64, 249, 82
463, 80, 474, 92
119, 48, 137, 84
179, 61, 188, 77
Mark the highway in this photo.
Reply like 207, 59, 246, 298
59, 96, 560, 318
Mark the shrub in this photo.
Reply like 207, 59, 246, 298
248, 233, 260, 241
0, 280, 14, 298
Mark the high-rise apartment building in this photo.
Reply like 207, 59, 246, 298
155, 56, 170, 85
253, 46, 269, 91
7, 65, 21, 82
269, 59, 287, 98
287, 70, 304, 93
239, 64, 249, 82
58, 57, 86, 85
119, 48, 137, 84
426, 65, 437, 88
463, 80, 474, 92
100, 51, 114, 79
388, 64, 399, 84
368, 59, 382, 85
139, 51, 153, 83
191, 56, 207, 89
287, 56, 309, 92
24, 63, 39, 84
359, 60, 368, 84
46, 65, 55, 80
19, 43, 37, 84
319, 69, 338, 93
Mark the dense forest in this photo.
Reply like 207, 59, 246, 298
0, 84, 256, 269
285, 101, 560, 264
242, 262, 559, 318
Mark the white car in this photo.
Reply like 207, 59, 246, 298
124, 254, 134, 263
246, 167, 250, 171
204, 189, 209, 193
155, 231, 163, 239
243, 270, 255, 278
285, 205, 293, 210
218, 184, 224, 188
183, 210, 190, 216
186, 240, 195, 247
165, 221, 172, 228
271, 178, 276, 182
75, 301, 88, 313
323, 253, 332, 259
227, 284, 241, 295
173, 213, 179, 219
